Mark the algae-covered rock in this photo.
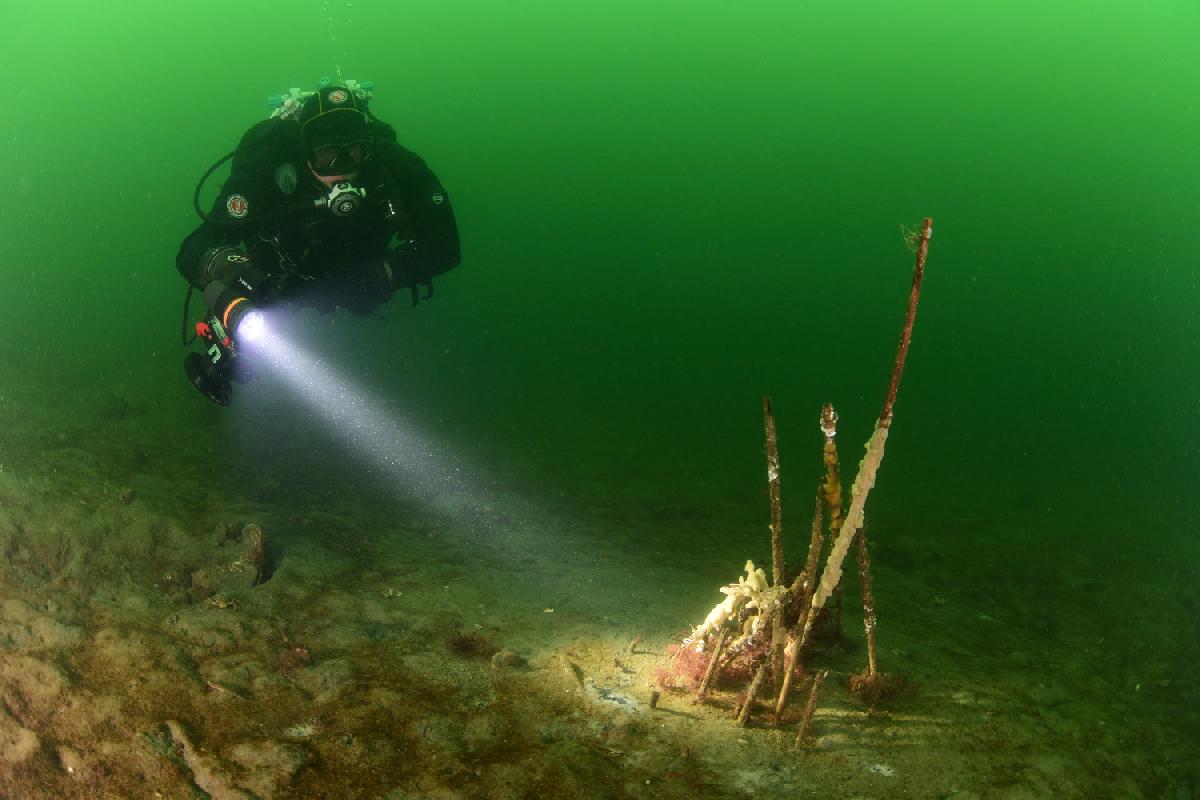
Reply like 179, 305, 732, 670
0, 654, 69, 715
166, 720, 253, 800
199, 653, 274, 698
228, 740, 310, 799
463, 712, 514, 754
0, 707, 39, 766
0, 598, 83, 651
294, 658, 354, 704
181, 523, 271, 604
408, 714, 465, 752
163, 606, 248, 653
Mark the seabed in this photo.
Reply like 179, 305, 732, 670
0, 378, 1196, 800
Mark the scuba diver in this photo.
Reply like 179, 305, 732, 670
177, 80, 461, 404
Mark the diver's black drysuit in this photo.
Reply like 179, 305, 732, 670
177, 115, 460, 314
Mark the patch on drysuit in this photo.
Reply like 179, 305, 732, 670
328, 89, 349, 104
431, 192, 444, 205
225, 253, 250, 263
226, 194, 249, 218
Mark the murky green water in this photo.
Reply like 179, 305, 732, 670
2, 2, 1198, 791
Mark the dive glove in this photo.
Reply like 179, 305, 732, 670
386, 241, 436, 306
199, 246, 253, 286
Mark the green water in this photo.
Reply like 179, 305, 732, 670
2, 0, 1198, 791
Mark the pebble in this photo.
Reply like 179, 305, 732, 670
491, 650, 522, 669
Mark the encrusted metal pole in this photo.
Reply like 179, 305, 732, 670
820, 404, 845, 635
762, 396, 786, 691
763, 396, 784, 587
693, 627, 728, 703
857, 525, 880, 679
774, 488, 824, 724
736, 663, 769, 727
799, 218, 933, 652
880, 218, 932, 428
794, 669, 829, 748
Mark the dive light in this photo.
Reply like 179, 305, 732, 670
182, 281, 264, 406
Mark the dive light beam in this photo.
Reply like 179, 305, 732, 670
246, 328, 500, 532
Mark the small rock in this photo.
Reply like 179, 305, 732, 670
813, 733, 850, 750
57, 745, 85, 777
490, 650, 523, 669
282, 723, 317, 739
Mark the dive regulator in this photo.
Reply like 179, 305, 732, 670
317, 181, 367, 217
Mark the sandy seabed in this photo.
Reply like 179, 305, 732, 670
0, 385, 1197, 800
